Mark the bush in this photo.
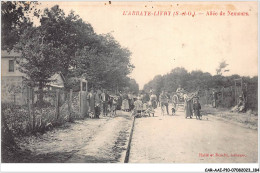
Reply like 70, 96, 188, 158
2, 103, 31, 135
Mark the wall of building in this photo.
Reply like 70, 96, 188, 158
1, 57, 25, 77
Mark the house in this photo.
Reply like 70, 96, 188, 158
1, 50, 65, 105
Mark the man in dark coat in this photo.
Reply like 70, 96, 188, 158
101, 89, 110, 116
193, 98, 202, 120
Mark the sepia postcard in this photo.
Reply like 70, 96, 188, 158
1, 1, 259, 172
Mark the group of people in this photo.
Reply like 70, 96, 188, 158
173, 86, 202, 119
86, 88, 150, 118
86, 86, 203, 119
87, 88, 113, 118
131, 91, 158, 117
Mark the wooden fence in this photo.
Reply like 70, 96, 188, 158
2, 87, 82, 135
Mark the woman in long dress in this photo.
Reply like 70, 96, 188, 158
94, 91, 101, 118
150, 91, 157, 109
122, 92, 129, 111
87, 89, 95, 117
117, 93, 122, 110
184, 94, 193, 118
128, 92, 135, 111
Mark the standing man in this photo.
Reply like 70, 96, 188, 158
150, 91, 157, 109
101, 89, 110, 116
87, 88, 95, 117
159, 90, 169, 115
212, 89, 218, 108
94, 90, 101, 118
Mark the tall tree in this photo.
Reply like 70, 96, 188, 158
1, 1, 38, 50
39, 5, 96, 79
72, 33, 134, 91
16, 27, 67, 104
128, 78, 139, 94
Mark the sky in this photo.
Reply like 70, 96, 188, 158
39, 2, 258, 89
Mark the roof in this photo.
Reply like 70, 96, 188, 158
48, 72, 66, 88
49, 72, 65, 82
1, 50, 21, 58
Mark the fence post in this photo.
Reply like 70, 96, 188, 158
222, 87, 224, 101
234, 80, 237, 104
31, 88, 35, 130
56, 89, 60, 120
68, 89, 73, 121
27, 86, 32, 129
205, 90, 208, 105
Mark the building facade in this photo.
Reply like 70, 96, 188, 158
1, 50, 65, 105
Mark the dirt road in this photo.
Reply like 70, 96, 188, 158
129, 106, 258, 163
12, 111, 132, 163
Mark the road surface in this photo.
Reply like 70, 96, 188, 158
129, 106, 258, 163
13, 111, 133, 163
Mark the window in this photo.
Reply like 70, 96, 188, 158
9, 60, 14, 72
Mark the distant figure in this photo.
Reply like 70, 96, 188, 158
143, 92, 150, 103
176, 85, 185, 98
128, 92, 135, 111
231, 96, 246, 113
117, 92, 122, 110
101, 89, 110, 116
133, 97, 143, 117
87, 88, 95, 118
111, 97, 118, 116
145, 101, 155, 117
193, 98, 202, 120
122, 92, 129, 111
172, 92, 177, 111
212, 89, 218, 108
159, 90, 169, 115
184, 94, 193, 118
149, 89, 153, 95
96, 87, 102, 97
150, 91, 157, 109
94, 91, 101, 118
176, 85, 184, 93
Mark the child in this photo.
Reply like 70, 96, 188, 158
111, 97, 118, 117
145, 101, 155, 117
193, 98, 201, 120
171, 107, 176, 116
133, 97, 143, 117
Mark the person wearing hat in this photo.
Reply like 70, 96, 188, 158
159, 90, 169, 115
193, 97, 202, 120
150, 91, 157, 109
94, 89, 101, 118
87, 88, 95, 118
122, 91, 130, 112
184, 93, 193, 118
133, 96, 143, 117
212, 89, 218, 108
101, 89, 110, 116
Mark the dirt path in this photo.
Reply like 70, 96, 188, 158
129, 106, 258, 163
12, 111, 133, 163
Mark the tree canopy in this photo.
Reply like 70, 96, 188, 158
7, 4, 138, 93
1, 1, 38, 50
143, 67, 257, 95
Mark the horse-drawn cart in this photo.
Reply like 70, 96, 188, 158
172, 92, 185, 110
